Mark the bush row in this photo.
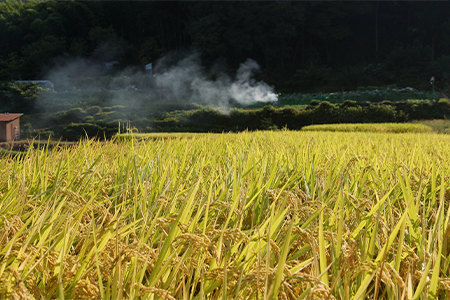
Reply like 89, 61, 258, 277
22, 98, 450, 140
153, 99, 450, 132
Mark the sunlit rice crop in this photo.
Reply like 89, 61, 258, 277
1, 131, 450, 299
302, 123, 433, 133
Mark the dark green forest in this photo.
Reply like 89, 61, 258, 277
1, 0, 450, 140
1, 0, 450, 91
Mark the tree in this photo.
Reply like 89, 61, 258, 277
20, 35, 67, 78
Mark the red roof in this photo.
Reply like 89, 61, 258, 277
0, 113, 23, 122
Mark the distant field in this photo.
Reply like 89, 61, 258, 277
414, 119, 450, 134
301, 122, 433, 133
116, 132, 208, 141
1, 131, 450, 299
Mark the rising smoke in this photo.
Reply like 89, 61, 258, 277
38, 51, 277, 117
20, 44, 280, 137
154, 52, 278, 108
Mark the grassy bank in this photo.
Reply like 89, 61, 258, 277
414, 119, 450, 134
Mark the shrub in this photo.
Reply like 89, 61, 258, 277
58, 123, 115, 140
34, 130, 55, 139
85, 106, 102, 115
365, 104, 399, 123
309, 99, 320, 106
341, 100, 358, 107
0, 82, 44, 113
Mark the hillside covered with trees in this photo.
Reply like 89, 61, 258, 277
1, 0, 449, 92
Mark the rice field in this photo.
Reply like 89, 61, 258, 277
1, 130, 450, 299
301, 123, 433, 133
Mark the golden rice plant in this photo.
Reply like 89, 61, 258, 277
302, 123, 433, 133
0, 131, 450, 299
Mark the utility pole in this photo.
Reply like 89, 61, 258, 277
430, 76, 435, 100
375, 1, 379, 61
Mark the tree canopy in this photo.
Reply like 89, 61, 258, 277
1, 0, 449, 92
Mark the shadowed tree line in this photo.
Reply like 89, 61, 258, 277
1, 1, 450, 92
152, 99, 450, 132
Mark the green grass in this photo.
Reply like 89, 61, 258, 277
0, 148, 21, 157
301, 122, 433, 133
414, 119, 450, 134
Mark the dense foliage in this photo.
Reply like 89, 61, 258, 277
23, 97, 450, 140
0, 1, 449, 92
151, 99, 450, 132
0, 81, 44, 113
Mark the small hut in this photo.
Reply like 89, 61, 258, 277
103, 61, 120, 71
0, 113, 23, 142
145, 63, 153, 76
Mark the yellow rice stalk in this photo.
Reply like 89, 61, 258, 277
1, 131, 450, 299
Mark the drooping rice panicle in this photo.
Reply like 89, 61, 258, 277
1, 131, 450, 299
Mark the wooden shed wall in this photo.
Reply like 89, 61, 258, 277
0, 118, 20, 142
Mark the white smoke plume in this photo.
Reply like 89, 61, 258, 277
26, 51, 278, 135
37, 51, 277, 117
154, 53, 277, 108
